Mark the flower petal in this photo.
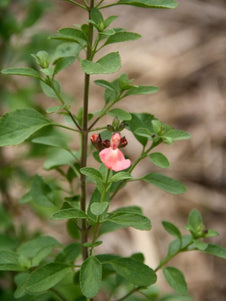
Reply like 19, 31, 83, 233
99, 148, 131, 171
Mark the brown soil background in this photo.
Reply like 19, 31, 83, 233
1, 0, 226, 300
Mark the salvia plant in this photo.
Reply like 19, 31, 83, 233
0, 0, 225, 300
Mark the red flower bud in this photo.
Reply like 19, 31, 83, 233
90, 134, 105, 151
119, 136, 128, 148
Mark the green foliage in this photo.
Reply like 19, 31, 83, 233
110, 171, 132, 182
80, 167, 103, 182
162, 221, 182, 241
26, 263, 71, 293
117, 0, 178, 9
107, 207, 151, 230
0, 250, 23, 271
143, 173, 186, 194
81, 52, 121, 74
108, 108, 132, 120
90, 202, 109, 216
109, 257, 156, 286
148, 152, 170, 168
80, 256, 102, 298
0, 109, 50, 146
52, 208, 88, 220
1, 67, 41, 79
17, 236, 61, 267
163, 267, 187, 295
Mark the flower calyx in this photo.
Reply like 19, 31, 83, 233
107, 117, 126, 132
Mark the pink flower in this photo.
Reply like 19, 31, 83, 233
99, 133, 131, 172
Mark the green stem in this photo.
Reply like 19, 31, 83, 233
64, 0, 87, 10
116, 286, 142, 301
96, 0, 105, 8
50, 288, 68, 301
88, 98, 120, 130
90, 169, 110, 255
154, 240, 193, 272
99, 3, 118, 9
49, 79, 82, 131
80, 0, 95, 261
52, 123, 79, 132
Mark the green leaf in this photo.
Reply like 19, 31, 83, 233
1, 67, 41, 79
110, 172, 132, 182
110, 205, 143, 215
80, 167, 103, 182
125, 85, 158, 96
0, 250, 22, 271
51, 28, 87, 47
134, 127, 153, 139
81, 52, 121, 74
105, 31, 141, 45
164, 129, 191, 141
104, 15, 118, 28
43, 149, 78, 170
99, 221, 125, 236
52, 42, 81, 63
40, 79, 61, 98
83, 241, 102, 248
110, 257, 156, 286
148, 152, 170, 168
184, 209, 204, 237
80, 256, 102, 298
127, 113, 155, 146
90, 202, 108, 216
46, 105, 65, 114
143, 172, 186, 194
163, 267, 188, 295
0, 109, 50, 146
95, 79, 116, 91
108, 211, 151, 230
17, 236, 60, 267
32, 50, 50, 68
55, 242, 81, 264
203, 244, 226, 259
14, 272, 30, 298
52, 208, 87, 220
26, 263, 70, 293
117, 0, 178, 9
108, 108, 132, 120
162, 221, 181, 240
30, 175, 57, 208
54, 57, 75, 74
91, 8, 104, 30
31, 127, 69, 148
167, 236, 192, 257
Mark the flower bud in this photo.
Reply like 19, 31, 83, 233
112, 117, 121, 131
90, 134, 105, 151
119, 136, 128, 148
107, 124, 114, 132
118, 121, 126, 131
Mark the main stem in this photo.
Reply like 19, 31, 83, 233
80, 0, 95, 261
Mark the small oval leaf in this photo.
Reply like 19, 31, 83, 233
148, 152, 170, 168
52, 208, 87, 220
163, 267, 188, 295
80, 256, 102, 298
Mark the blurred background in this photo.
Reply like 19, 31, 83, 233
0, 0, 225, 300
